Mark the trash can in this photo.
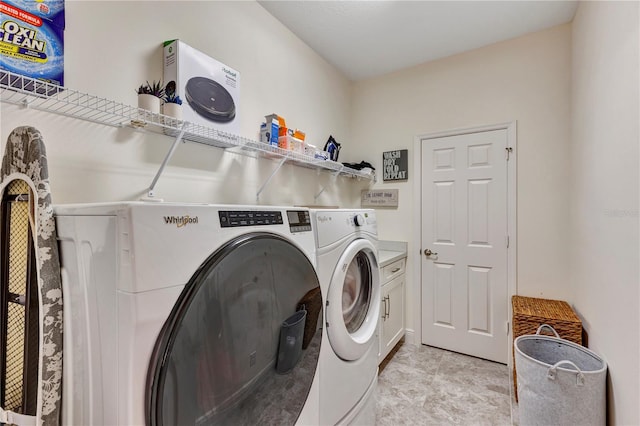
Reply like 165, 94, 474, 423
514, 324, 607, 426
276, 310, 307, 374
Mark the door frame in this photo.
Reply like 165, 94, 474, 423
411, 121, 517, 362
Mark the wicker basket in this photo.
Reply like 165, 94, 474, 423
512, 295, 582, 401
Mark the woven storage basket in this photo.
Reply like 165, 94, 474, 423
512, 296, 582, 401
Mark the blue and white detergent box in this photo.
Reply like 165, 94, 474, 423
0, 0, 65, 89
260, 118, 279, 147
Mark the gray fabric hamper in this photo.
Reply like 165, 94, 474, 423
514, 325, 607, 426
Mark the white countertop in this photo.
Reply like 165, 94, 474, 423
378, 240, 408, 267
379, 249, 406, 267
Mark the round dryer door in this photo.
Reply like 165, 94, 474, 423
146, 233, 322, 426
326, 238, 380, 361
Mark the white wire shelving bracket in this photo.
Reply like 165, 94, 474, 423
0, 71, 375, 199
314, 186, 327, 201
256, 157, 287, 203
146, 122, 187, 198
314, 168, 341, 201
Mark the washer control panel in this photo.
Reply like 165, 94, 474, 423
353, 213, 366, 226
286, 210, 312, 233
219, 210, 283, 227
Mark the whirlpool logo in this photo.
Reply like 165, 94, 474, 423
163, 215, 199, 228
317, 215, 332, 223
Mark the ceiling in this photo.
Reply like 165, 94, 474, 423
259, 1, 578, 81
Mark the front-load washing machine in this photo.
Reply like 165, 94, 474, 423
55, 202, 322, 426
310, 209, 380, 425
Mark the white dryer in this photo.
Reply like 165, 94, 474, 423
310, 209, 380, 426
55, 202, 323, 426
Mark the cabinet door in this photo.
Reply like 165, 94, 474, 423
380, 274, 405, 362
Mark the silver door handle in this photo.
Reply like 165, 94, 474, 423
381, 298, 387, 321
386, 295, 391, 318
385, 296, 390, 319
424, 249, 438, 257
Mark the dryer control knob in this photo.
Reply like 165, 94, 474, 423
354, 214, 365, 226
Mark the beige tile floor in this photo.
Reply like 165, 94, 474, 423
376, 341, 513, 425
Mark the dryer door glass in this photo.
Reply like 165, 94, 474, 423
146, 233, 322, 426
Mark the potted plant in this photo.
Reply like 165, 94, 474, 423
162, 81, 183, 121
136, 80, 164, 114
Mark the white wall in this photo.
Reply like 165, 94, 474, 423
1, 1, 366, 206
3, 4, 637, 421
351, 25, 573, 337
570, 2, 639, 424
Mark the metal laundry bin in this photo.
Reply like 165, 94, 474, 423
514, 325, 607, 426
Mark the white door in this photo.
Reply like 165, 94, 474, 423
420, 129, 509, 363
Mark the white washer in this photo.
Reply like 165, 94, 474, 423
310, 209, 380, 425
55, 202, 322, 426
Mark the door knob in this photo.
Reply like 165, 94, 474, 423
424, 249, 438, 257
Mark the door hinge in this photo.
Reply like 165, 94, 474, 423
505, 147, 513, 161
506, 321, 510, 334
506, 235, 510, 248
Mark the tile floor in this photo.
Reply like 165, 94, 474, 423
376, 341, 513, 425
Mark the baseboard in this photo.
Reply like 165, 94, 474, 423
404, 328, 416, 345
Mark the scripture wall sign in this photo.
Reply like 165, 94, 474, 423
361, 189, 399, 208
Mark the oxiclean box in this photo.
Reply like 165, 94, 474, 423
163, 39, 240, 135
0, 0, 65, 88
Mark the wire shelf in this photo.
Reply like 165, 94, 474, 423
0, 71, 375, 182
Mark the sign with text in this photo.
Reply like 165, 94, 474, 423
361, 189, 399, 208
383, 149, 408, 181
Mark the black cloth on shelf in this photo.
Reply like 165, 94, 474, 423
342, 161, 375, 170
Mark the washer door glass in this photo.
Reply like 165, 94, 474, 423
146, 233, 322, 426
326, 238, 380, 361
343, 252, 372, 333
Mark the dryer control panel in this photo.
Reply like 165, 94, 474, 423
219, 210, 283, 227
286, 210, 312, 233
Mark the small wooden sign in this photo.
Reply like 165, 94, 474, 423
383, 149, 408, 181
361, 189, 399, 207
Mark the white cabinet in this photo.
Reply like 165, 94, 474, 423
379, 256, 406, 364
